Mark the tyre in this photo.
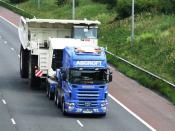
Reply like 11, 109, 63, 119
61, 97, 67, 116
48, 89, 54, 100
29, 54, 41, 89
20, 45, 29, 78
46, 82, 49, 97
56, 91, 61, 108
54, 90, 57, 105
46, 81, 54, 100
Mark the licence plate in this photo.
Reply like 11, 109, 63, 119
83, 110, 93, 114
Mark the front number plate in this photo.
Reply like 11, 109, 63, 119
83, 110, 93, 114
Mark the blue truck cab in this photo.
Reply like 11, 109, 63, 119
53, 46, 112, 116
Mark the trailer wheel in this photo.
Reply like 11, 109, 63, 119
46, 82, 49, 96
54, 91, 57, 105
56, 91, 61, 108
29, 54, 41, 89
48, 89, 54, 100
46, 81, 54, 100
20, 45, 29, 78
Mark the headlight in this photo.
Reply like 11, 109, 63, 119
69, 102, 75, 106
66, 102, 75, 107
67, 102, 75, 111
101, 102, 107, 107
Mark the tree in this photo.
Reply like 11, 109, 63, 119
9, 0, 27, 4
56, 0, 79, 6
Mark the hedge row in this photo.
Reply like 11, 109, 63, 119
0, 0, 34, 18
117, 0, 175, 19
93, 0, 175, 19
92, 0, 116, 8
56, 0, 79, 6
9, 0, 28, 4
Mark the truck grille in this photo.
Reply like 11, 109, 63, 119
77, 89, 99, 100
76, 89, 100, 108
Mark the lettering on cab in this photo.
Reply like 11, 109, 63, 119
75, 61, 102, 66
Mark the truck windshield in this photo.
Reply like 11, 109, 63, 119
69, 69, 107, 85
74, 27, 97, 39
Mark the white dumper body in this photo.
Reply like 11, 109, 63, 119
18, 17, 100, 88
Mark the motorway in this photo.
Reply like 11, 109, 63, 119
1, 6, 175, 131
0, 14, 154, 131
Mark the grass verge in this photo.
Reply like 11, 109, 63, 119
0, 0, 34, 18
107, 54, 175, 104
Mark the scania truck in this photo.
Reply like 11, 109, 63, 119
46, 46, 112, 116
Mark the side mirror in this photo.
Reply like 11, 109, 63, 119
62, 72, 67, 81
60, 68, 67, 81
109, 72, 112, 82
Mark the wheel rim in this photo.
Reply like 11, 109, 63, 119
56, 94, 59, 106
54, 93, 57, 103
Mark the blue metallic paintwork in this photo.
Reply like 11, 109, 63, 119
62, 47, 107, 68
57, 47, 108, 114
49, 83, 57, 93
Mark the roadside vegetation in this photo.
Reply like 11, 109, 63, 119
1, 0, 175, 104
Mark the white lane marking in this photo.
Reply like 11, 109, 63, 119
109, 94, 156, 131
77, 120, 83, 127
4, 41, 7, 44
0, 16, 18, 29
1, 99, 7, 104
11, 47, 14, 51
11, 118, 16, 125
18, 54, 20, 58
0, 35, 1, 38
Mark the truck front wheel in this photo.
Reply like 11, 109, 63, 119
61, 98, 67, 116
29, 54, 41, 89
20, 45, 29, 78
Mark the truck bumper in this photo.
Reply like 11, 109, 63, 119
64, 102, 107, 115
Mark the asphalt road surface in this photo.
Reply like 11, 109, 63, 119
0, 16, 154, 131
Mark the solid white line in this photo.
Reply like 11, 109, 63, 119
4, 41, 7, 44
11, 118, 16, 125
0, 16, 18, 29
1, 99, 7, 104
11, 47, 14, 51
77, 120, 83, 127
109, 94, 156, 131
